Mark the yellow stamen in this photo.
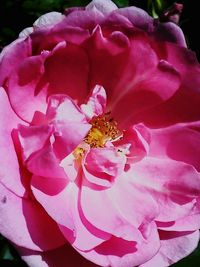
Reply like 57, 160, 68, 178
84, 113, 121, 148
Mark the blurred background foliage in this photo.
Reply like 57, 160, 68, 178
0, 0, 199, 266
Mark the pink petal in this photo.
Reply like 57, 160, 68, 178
141, 230, 200, 267
131, 157, 200, 222
78, 222, 160, 267
0, 89, 27, 197
58, 183, 110, 251
0, 183, 65, 251
32, 178, 109, 251
31, 176, 76, 231
19, 244, 99, 267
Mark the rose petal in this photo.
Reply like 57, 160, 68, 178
141, 230, 200, 267
149, 122, 200, 171
81, 85, 107, 119
0, 183, 65, 251
18, 124, 53, 161
86, 0, 117, 14
131, 157, 200, 222
0, 89, 27, 197
19, 244, 98, 267
44, 43, 89, 103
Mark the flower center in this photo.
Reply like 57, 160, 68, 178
84, 112, 121, 148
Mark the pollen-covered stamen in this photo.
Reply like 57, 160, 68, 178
84, 112, 122, 148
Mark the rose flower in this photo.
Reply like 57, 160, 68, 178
0, 0, 200, 266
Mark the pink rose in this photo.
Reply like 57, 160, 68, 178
0, 0, 200, 266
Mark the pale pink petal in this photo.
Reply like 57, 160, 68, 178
81, 85, 107, 119
33, 12, 64, 29
0, 183, 65, 251
58, 9, 104, 30
141, 230, 200, 267
85, 147, 126, 180
114, 123, 150, 163
86, 0, 117, 14
0, 89, 27, 197
113, 6, 153, 31
46, 94, 91, 159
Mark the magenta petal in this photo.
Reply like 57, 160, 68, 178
44, 43, 89, 103
0, 183, 65, 251
141, 230, 200, 267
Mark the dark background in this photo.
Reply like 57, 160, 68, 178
0, 0, 199, 266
